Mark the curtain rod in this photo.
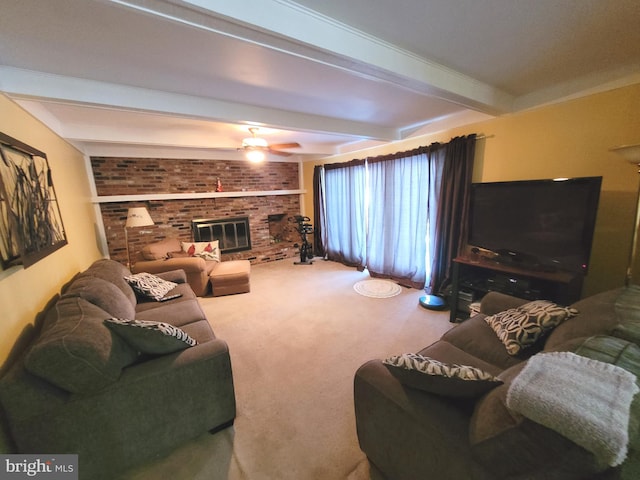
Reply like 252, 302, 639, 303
475, 134, 494, 140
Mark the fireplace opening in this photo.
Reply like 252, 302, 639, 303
192, 217, 251, 253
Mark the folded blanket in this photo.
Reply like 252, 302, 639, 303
506, 351, 639, 467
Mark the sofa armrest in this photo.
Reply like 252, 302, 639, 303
154, 269, 187, 284
133, 257, 207, 274
354, 359, 493, 480
480, 291, 529, 316
133, 258, 209, 296
9, 338, 235, 479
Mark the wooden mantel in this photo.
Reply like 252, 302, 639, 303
93, 189, 306, 203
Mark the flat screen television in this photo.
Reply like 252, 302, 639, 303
467, 176, 602, 275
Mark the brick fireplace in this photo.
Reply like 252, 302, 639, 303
91, 157, 303, 265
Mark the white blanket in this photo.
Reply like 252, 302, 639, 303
506, 351, 638, 467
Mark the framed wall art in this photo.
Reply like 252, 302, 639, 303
0, 132, 67, 269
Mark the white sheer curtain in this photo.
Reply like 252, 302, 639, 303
323, 160, 367, 267
366, 152, 431, 286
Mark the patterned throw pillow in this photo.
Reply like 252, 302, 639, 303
181, 241, 220, 262
124, 272, 177, 301
104, 318, 197, 354
383, 353, 502, 397
485, 300, 579, 356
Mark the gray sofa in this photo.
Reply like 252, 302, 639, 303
355, 287, 640, 479
0, 259, 236, 479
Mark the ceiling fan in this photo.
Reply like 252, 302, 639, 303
240, 128, 301, 162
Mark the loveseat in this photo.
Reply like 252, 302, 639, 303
354, 287, 640, 479
132, 237, 251, 297
0, 259, 236, 480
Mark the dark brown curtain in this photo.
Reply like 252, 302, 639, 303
426, 134, 476, 295
312, 165, 325, 258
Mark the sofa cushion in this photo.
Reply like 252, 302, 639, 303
545, 288, 622, 350
613, 323, 640, 346
167, 250, 189, 258
82, 259, 137, 307
135, 292, 206, 327
469, 362, 608, 478
383, 353, 502, 398
417, 340, 504, 377
104, 318, 197, 354
442, 315, 531, 370
24, 297, 139, 393
125, 272, 178, 301
485, 300, 578, 355
63, 275, 136, 319
141, 237, 182, 260
179, 319, 216, 344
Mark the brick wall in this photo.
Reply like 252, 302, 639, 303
91, 157, 304, 265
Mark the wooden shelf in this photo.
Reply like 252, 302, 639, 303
449, 255, 584, 322
92, 189, 306, 203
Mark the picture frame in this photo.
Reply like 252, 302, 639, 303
0, 132, 67, 269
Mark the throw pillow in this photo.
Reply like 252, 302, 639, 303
181, 241, 220, 262
124, 272, 177, 301
104, 318, 197, 354
485, 300, 578, 356
383, 353, 502, 397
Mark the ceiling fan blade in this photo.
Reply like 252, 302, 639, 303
268, 149, 294, 157
269, 143, 301, 150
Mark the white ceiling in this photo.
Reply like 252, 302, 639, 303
0, 0, 638, 160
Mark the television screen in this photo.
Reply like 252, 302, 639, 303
468, 176, 602, 274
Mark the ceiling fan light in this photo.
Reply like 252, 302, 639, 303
246, 149, 265, 162
242, 137, 268, 148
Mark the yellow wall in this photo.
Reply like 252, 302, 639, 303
1, 83, 638, 364
0, 95, 103, 365
303, 84, 640, 297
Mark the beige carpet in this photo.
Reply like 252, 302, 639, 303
120, 259, 453, 480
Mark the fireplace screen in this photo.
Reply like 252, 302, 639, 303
192, 217, 251, 253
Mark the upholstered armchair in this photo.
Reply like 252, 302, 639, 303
132, 237, 216, 296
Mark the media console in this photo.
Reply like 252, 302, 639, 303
449, 255, 584, 322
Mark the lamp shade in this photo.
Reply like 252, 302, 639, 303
611, 144, 640, 164
125, 207, 154, 228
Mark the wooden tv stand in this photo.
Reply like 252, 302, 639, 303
449, 255, 584, 322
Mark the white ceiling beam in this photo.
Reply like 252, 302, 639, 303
126, 0, 514, 115
0, 66, 395, 141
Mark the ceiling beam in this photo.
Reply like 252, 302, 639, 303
0, 66, 396, 141
113, 0, 514, 115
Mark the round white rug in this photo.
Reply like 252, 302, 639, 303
353, 279, 402, 298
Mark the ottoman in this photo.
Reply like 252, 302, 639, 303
209, 260, 251, 297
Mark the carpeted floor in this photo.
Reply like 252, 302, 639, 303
119, 259, 453, 480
